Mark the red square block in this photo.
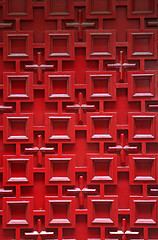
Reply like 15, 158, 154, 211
3, 73, 33, 102
3, 156, 33, 185
87, 113, 116, 142
45, 114, 75, 143
87, 155, 117, 184
88, 197, 118, 227
49, 0, 69, 14
127, 0, 157, 18
8, 0, 27, 13
86, 72, 116, 100
129, 155, 156, 183
3, 33, 33, 61
86, 31, 116, 59
86, 0, 115, 18
128, 113, 157, 142
130, 198, 157, 225
3, 114, 33, 143
45, 198, 75, 227
3, 198, 33, 228
45, 31, 74, 60
127, 31, 157, 59
44, 0, 73, 19
45, 72, 75, 100
3, 0, 32, 19
45, 156, 75, 184
128, 72, 156, 99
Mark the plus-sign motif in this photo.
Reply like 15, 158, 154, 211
25, 135, 54, 167
65, 10, 95, 41
109, 218, 139, 240
24, 218, 54, 240
107, 51, 137, 82
67, 176, 97, 208
66, 92, 96, 124
25, 52, 55, 84
108, 133, 138, 165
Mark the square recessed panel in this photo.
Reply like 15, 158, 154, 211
133, 0, 153, 12
52, 119, 68, 138
86, 31, 116, 59
93, 119, 110, 136
10, 119, 26, 137
3, 33, 33, 61
94, 161, 110, 177
88, 198, 118, 227
87, 114, 116, 142
3, 156, 33, 185
3, 199, 33, 228
45, 198, 75, 227
50, 0, 69, 14
87, 72, 116, 100
130, 199, 157, 225
91, 0, 111, 13
8, 203, 28, 225
135, 201, 156, 224
52, 202, 68, 219
133, 36, 153, 54
45, 32, 74, 60
8, 36, 27, 56
91, 34, 111, 56
93, 77, 108, 93
50, 201, 70, 224
52, 38, 68, 54
93, 201, 112, 223
128, 114, 157, 141
45, 115, 75, 143
10, 161, 27, 182
129, 155, 156, 183
87, 155, 117, 184
53, 79, 67, 93
87, 0, 115, 17
127, 0, 157, 17
135, 119, 152, 134
11, 38, 27, 54
10, 80, 26, 94
45, 0, 73, 18
45, 73, 74, 100
8, 0, 27, 14
3, 0, 32, 19
128, 72, 155, 99
3, 115, 33, 143
127, 31, 157, 59
52, 162, 68, 177
45, 156, 75, 184
3, 73, 33, 101
93, 37, 109, 53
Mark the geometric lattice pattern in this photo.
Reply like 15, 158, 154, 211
0, 0, 158, 240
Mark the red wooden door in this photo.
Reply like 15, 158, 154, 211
0, 0, 158, 239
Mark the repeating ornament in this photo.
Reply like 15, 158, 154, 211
0, 0, 157, 240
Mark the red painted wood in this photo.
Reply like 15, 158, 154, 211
0, 0, 158, 239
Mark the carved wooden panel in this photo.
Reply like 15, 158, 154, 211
0, 0, 158, 239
